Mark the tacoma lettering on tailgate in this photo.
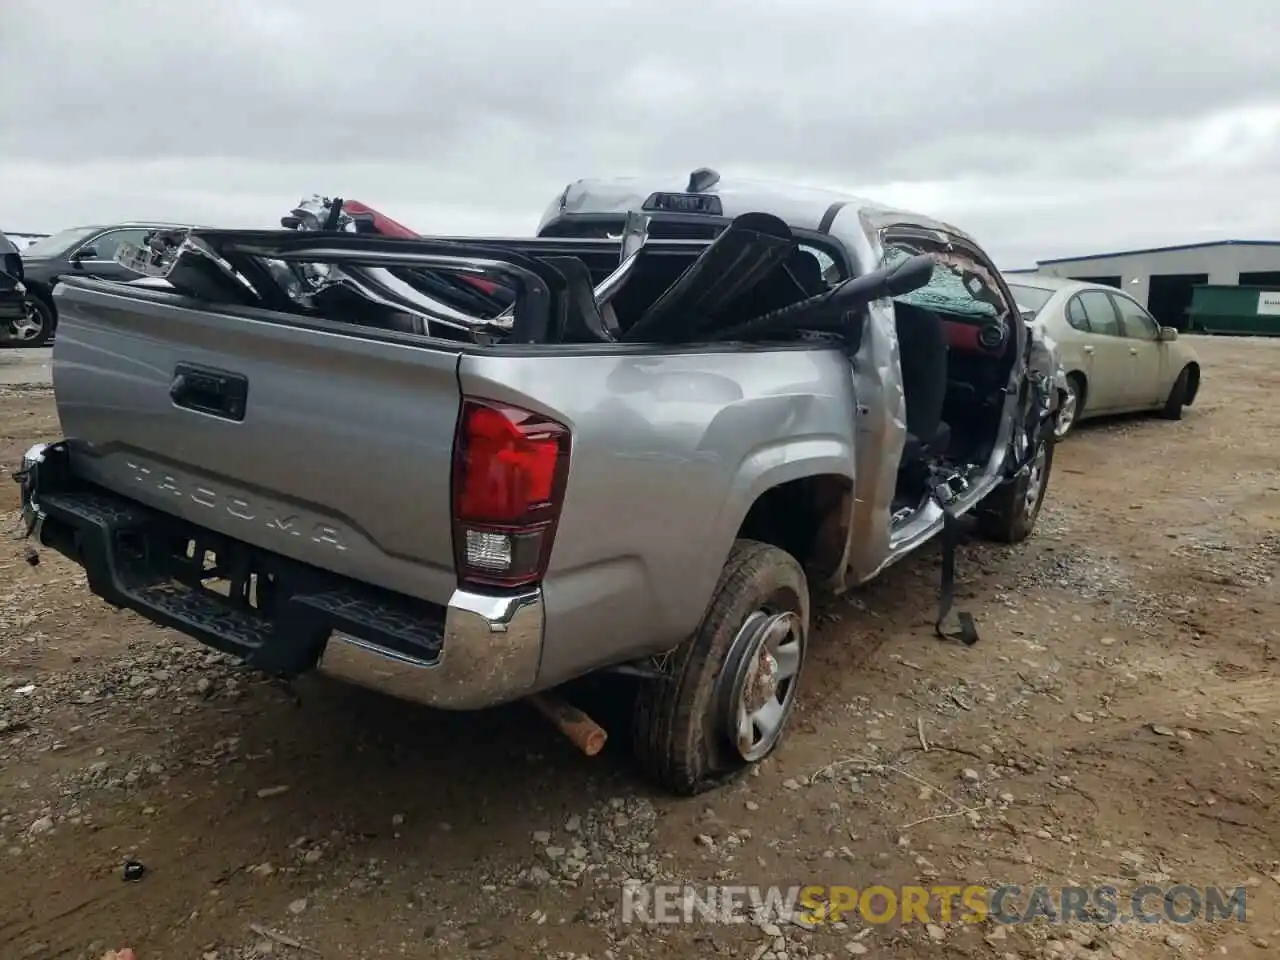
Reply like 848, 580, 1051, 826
125, 460, 348, 552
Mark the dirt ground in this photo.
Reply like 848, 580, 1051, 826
2, 337, 1279, 960
0, 348, 51, 386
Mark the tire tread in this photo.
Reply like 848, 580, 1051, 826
632, 539, 807, 795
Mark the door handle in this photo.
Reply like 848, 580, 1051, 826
170, 363, 249, 422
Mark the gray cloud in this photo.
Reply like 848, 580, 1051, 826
2, 0, 1279, 267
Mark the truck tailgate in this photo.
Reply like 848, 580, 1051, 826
52, 279, 463, 606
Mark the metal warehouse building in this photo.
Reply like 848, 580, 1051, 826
1007, 240, 1280, 332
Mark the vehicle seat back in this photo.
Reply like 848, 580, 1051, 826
621, 212, 795, 343
788, 249, 825, 296
895, 302, 949, 456
710, 246, 829, 329
541, 255, 618, 343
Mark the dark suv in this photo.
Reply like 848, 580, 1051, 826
0, 230, 37, 346
15, 222, 191, 345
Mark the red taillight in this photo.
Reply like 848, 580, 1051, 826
451, 398, 570, 589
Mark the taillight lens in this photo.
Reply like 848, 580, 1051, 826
451, 398, 570, 589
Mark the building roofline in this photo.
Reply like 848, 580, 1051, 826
1037, 239, 1280, 266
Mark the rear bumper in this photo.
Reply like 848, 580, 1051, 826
315, 590, 543, 709
15, 441, 543, 710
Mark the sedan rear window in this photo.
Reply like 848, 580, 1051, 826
1006, 283, 1054, 315
18, 226, 100, 259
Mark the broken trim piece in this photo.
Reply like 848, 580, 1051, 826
119, 228, 568, 344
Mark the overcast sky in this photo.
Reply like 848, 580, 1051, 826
2, 0, 1278, 268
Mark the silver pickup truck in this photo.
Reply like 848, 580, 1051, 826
15, 171, 1061, 795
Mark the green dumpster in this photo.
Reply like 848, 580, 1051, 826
1187, 285, 1280, 336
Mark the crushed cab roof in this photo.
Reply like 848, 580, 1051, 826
540, 172, 975, 245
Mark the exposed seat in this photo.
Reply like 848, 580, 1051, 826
621, 212, 795, 343
787, 248, 826, 296
900, 423, 952, 466
710, 246, 830, 329
541, 255, 618, 343
895, 302, 951, 465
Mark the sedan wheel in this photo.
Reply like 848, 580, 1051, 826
1158, 367, 1191, 421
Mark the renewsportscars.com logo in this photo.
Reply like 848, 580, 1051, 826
620, 883, 1249, 926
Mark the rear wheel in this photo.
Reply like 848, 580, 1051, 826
1159, 367, 1191, 420
632, 539, 809, 795
977, 435, 1055, 544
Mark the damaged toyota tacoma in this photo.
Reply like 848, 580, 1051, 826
15, 169, 1062, 795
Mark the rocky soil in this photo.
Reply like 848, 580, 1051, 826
2, 337, 1279, 959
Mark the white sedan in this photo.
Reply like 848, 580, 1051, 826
1006, 276, 1201, 438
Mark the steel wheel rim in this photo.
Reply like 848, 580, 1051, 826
1022, 442, 1048, 517
725, 608, 805, 762
1055, 383, 1077, 438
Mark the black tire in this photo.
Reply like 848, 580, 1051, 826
632, 539, 809, 795
1159, 367, 1190, 420
1055, 373, 1085, 439
977, 436, 1055, 544
7, 296, 53, 347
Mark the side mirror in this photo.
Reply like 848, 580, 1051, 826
1157, 326, 1178, 342
73, 246, 98, 261
879, 253, 936, 298
819, 252, 935, 309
